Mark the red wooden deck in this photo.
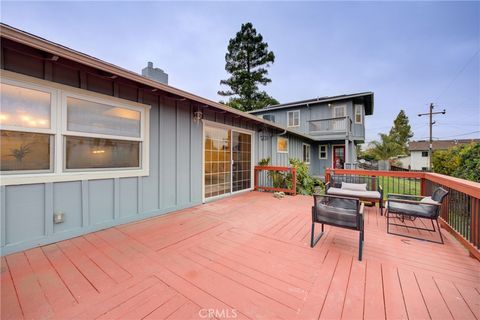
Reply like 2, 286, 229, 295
1, 191, 479, 319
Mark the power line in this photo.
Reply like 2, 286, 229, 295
435, 121, 479, 126
434, 124, 479, 128
436, 49, 480, 101
436, 130, 480, 139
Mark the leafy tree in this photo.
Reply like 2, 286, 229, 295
363, 110, 413, 161
455, 143, 480, 182
432, 149, 460, 177
368, 134, 404, 160
218, 22, 278, 111
433, 143, 480, 182
389, 110, 413, 154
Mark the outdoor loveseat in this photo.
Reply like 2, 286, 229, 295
326, 175, 384, 215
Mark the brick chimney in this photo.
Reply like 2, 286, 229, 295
141, 61, 168, 85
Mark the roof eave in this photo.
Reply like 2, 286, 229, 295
249, 92, 375, 114
0, 23, 314, 142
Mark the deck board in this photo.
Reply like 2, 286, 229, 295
1, 257, 24, 320
1, 191, 479, 319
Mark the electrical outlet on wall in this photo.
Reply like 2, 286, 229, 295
53, 212, 65, 224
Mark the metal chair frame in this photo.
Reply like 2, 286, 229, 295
386, 190, 448, 244
311, 194, 365, 260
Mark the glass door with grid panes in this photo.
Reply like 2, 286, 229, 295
232, 131, 251, 193
204, 125, 252, 200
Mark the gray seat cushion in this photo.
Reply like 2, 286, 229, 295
387, 201, 437, 218
315, 203, 358, 228
327, 187, 381, 200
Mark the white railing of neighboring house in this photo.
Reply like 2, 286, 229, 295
308, 116, 352, 136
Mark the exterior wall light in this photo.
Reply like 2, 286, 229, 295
193, 110, 203, 122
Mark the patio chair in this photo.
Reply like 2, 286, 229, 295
311, 194, 364, 260
386, 187, 449, 244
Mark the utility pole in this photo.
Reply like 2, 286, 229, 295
418, 103, 446, 171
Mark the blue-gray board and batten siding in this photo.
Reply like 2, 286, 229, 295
0, 101, 304, 255
252, 101, 366, 142
1, 96, 199, 255
0, 39, 308, 255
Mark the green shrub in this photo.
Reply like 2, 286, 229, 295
433, 143, 480, 182
257, 157, 324, 194
288, 158, 322, 195
258, 157, 270, 166
258, 157, 289, 188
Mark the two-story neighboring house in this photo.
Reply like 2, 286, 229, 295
249, 92, 374, 176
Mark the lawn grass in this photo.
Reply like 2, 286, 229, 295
375, 176, 421, 199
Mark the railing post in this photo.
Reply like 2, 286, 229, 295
254, 166, 258, 191
420, 177, 426, 196
291, 167, 297, 196
325, 168, 331, 184
472, 198, 479, 250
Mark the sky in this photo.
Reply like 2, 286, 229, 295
1, 1, 479, 144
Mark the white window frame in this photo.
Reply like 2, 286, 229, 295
0, 71, 150, 186
287, 110, 300, 128
1, 78, 58, 176
302, 143, 311, 164
61, 91, 146, 172
354, 104, 363, 124
277, 136, 289, 153
333, 105, 346, 118
319, 145, 328, 159
0, 78, 58, 135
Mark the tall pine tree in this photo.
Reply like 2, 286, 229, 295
389, 110, 413, 153
218, 22, 278, 111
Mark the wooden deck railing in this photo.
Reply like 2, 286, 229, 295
254, 166, 296, 196
325, 168, 480, 260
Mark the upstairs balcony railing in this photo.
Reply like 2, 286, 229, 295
325, 168, 480, 261
308, 116, 352, 136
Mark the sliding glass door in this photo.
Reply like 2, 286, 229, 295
204, 126, 231, 199
232, 131, 251, 192
204, 125, 252, 200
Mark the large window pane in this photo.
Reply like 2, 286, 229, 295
204, 126, 231, 198
232, 132, 251, 192
65, 136, 140, 169
0, 83, 51, 129
1, 130, 51, 171
67, 97, 141, 137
